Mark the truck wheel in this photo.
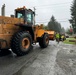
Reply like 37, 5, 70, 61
39, 33, 49, 48
11, 31, 32, 56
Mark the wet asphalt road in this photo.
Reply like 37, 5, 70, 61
54, 43, 76, 75
0, 41, 76, 75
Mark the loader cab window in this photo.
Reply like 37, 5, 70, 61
17, 13, 24, 18
16, 11, 25, 19
26, 13, 32, 23
25, 10, 34, 25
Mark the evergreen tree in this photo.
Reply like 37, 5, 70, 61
61, 27, 65, 34
69, 0, 76, 33
48, 15, 62, 33
43, 25, 48, 30
48, 16, 56, 31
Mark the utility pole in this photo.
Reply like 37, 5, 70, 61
33, 7, 36, 25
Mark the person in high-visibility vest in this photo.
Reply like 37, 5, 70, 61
56, 32, 60, 43
61, 35, 64, 42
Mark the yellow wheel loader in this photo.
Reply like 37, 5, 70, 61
0, 6, 49, 56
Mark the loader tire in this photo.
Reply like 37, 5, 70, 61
11, 31, 32, 56
39, 33, 49, 48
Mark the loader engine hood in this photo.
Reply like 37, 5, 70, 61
0, 16, 24, 24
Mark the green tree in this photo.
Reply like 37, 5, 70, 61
43, 25, 48, 30
69, 0, 76, 33
66, 28, 73, 35
48, 16, 62, 33
48, 16, 55, 31
61, 27, 65, 34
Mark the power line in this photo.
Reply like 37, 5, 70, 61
59, 21, 69, 22
36, 20, 69, 23
36, 21, 48, 23
35, 2, 72, 8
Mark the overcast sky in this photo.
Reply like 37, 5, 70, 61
0, 0, 73, 29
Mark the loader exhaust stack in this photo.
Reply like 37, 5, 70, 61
1, 4, 5, 16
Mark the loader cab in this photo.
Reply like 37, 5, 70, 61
15, 7, 35, 26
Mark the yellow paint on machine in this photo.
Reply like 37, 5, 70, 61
37, 29, 45, 37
